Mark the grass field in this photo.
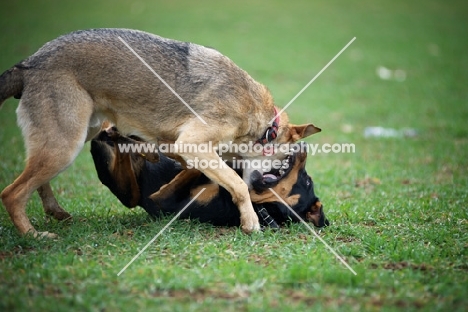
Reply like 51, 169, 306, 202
0, 0, 467, 311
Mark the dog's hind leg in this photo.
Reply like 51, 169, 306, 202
37, 183, 72, 221
149, 169, 201, 202
1, 146, 85, 238
1, 79, 93, 238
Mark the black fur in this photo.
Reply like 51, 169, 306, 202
90, 130, 329, 228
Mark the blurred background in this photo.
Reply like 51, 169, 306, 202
0, 1, 467, 309
0, 0, 467, 217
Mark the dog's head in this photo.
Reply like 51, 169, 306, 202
90, 127, 148, 208
249, 142, 329, 227
275, 110, 322, 144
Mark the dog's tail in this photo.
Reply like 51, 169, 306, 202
0, 65, 24, 106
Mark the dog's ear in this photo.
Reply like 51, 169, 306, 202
289, 124, 321, 141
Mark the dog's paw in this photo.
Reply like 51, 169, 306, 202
240, 216, 261, 234
34, 231, 59, 239
241, 222, 261, 234
149, 189, 163, 202
149, 183, 173, 202
45, 209, 72, 221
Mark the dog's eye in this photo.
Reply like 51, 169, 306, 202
306, 176, 312, 186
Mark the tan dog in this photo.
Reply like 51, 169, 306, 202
0, 28, 320, 237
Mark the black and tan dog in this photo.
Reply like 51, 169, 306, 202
91, 127, 329, 228
0, 28, 321, 237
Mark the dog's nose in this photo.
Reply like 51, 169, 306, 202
306, 201, 329, 227
317, 203, 329, 227
319, 209, 330, 227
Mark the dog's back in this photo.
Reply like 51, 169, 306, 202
8, 29, 271, 141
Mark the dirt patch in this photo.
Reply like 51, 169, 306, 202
0, 246, 36, 259
382, 261, 432, 271
335, 236, 359, 243
151, 287, 250, 301
248, 254, 270, 266
355, 177, 381, 188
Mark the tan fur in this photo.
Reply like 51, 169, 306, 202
111, 139, 141, 208
149, 169, 201, 201
306, 201, 323, 225
250, 151, 307, 205
37, 184, 72, 221
0, 29, 320, 237
190, 183, 220, 205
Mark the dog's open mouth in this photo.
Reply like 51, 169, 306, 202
261, 152, 295, 183
250, 147, 303, 189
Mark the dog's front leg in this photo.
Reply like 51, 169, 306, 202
178, 150, 260, 234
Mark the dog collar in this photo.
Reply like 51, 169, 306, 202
255, 205, 279, 229
256, 107, 280, 145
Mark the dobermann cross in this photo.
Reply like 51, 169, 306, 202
90, 126, 329, 228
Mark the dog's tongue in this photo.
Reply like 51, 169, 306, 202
263, 174, 278, 182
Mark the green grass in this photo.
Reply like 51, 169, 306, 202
1, 0, 467, 311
